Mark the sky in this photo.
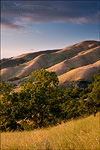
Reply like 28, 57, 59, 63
1, 0, 100, 59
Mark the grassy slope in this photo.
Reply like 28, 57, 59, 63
1, 41, 100, 82
47, 46, 100, 76
58, 60, 100, 87
1, 113, 100, 150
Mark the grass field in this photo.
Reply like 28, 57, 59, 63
1, 113, 100, 150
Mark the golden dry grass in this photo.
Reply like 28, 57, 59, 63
1, 113, 100, 150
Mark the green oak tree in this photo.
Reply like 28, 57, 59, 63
20, 68, 61, 128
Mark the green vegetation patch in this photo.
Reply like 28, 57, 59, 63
0, 69, 100, 133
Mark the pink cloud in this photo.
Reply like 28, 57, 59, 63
35, 30, 42, 34
17, 31, 28, 35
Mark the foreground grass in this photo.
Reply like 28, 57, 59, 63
1, 113, 100, 150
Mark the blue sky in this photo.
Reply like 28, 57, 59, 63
1, 1, 100, 58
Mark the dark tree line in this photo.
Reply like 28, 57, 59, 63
0, 69, 100, 131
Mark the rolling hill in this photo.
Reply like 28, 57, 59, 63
1, 40, 100, 87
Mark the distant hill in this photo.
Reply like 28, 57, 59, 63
0, 49, 60, 69
1, 40, 100, 87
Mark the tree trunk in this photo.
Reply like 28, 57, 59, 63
39, 110, 43, 128
94, 108, 97, 117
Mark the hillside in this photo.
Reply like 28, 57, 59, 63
1, 113, 100, 150
58, 60, 100, 87
0, 40, 100, 85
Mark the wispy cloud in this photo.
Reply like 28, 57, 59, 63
1, 17, 27, 30
1, 32, 15, 36
17, 31, 28, 35
1, 1, 99, 30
